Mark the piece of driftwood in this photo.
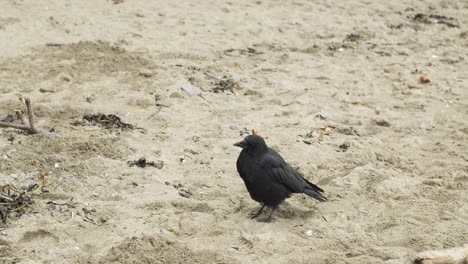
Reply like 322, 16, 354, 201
0, 97, 42, 134
414, 245, 468, 264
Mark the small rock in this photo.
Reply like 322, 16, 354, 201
315, 114, 327, 120
83, 207, 96, 215
303, 139, 312, 145
419, 123, 430, 130
59, 205, 69, 213
169, 92, 183, 98
181, 83, 201, 97
139, 69, 153, 78
338, 142, 351, 152
39, 88, 56, 93
4, 151, 14, 160
0, 230, 7, 236
60, 74, 71, 82
178, 188, 193, 198
374, 119, 391, 127
419, 75, 431, 84
305, 229, 313, 237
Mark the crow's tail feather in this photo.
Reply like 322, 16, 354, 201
304, 186, 327, 202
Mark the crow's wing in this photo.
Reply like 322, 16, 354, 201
260, 149, 327, 202
259, 150, 307, 192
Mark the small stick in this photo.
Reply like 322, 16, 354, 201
0, 194, 14, 202
0, 97, 42, 134
15, 110, 28, 125
21, 97, 40, 134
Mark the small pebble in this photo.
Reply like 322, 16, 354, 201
419, 123, 429, 130
181, 83, 201, 97
305, 229, 313, 237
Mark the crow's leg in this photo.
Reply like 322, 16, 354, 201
258, 207, 276, 223
251, 204, 265, 219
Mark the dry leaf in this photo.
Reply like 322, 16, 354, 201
251, 129, 269, 139
38, 170, 48, 186
318, 131, 324, 141
420, 75, 431, 84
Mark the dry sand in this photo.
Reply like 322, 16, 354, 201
0, 0, 467, 263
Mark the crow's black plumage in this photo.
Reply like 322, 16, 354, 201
234, 134, 327, 222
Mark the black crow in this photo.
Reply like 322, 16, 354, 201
234, 134, 327, 222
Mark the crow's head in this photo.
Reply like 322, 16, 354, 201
234, 134, 267, 154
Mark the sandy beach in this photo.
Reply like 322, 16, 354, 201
1, 0, 467, 263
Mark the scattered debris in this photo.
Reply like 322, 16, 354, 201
72, 113, 134, 129
138, 69, 153, 78
178, 188, 193, 198
83, 207, 96, 215
0, 115, 15, 123
345, 33, 363, 42
338, 142, 351, 152
335, 127, 360, 136
239, 127, 251, 136
299, 130, 314, 144
320, 126, 333, 135
304, 130, 314, 139
420, 75, 431, 84
212, 78, 240, 94
411, 13, 459, 28
47, 199, 77, 213
315, 114, 327, 120
170, 183, 193, 198
318, 131, 324, 142
373, 119, 391, 127
0, 171, 47, 224
0, 97, 44, 134
223, 47, 263, 56
166, 228, 180, 236
39, 88, 56, 93
128, 157, 164, 169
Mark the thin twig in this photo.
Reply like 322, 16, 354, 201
21, 97, 39, 133
0, 97, 42, 134
15, 110, 28, 125
0, 194, 14, 202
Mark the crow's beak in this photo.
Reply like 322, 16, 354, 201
234, 140, 247, 149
